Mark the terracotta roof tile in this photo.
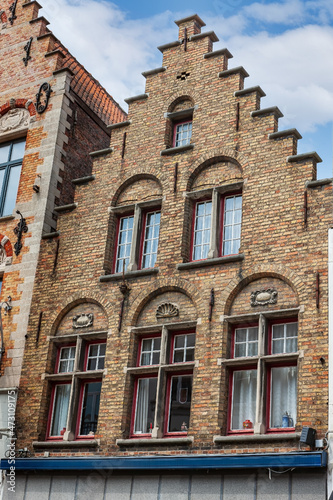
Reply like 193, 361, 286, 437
54, 40, 127, 125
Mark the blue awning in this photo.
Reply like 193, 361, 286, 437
0, 451, 327, 471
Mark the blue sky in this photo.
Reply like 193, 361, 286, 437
43, 0, 333, 179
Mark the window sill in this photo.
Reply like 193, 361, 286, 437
116, 436, 193, 447
213, 432, 301, 444
33, 439, 100, 449
0, 215, 15, 222
100, 267, 159, 282
177, 254, 244, 270
160, 144, 194, 156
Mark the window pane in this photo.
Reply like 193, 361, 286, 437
175, 121, 192, 147
173, 351, 184, 363
223, 195, 242, 256
58, 346, 76, 373
168, 375, 192, 432
270, 366, 297, 428
79, 381, 101, 435
141, 210, 160, 269
231, 370, 257, 430
272, 322, 298, 354
175, 335, 185, 348
140, 337, 160, 366
234, 327, 258, 357
235, 343, 246, 358
0, 145, 10, 164
87, 343, 105, 371
50, 384, 71, 436
193, 201, 211, 260
134, 378, 157, 433
2, 164, 21, 215
10, 140, 26, 161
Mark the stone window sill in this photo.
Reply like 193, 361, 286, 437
100, 267, 159, 282
213, 432, 301, 444
177, 254, 244, 270
0, 215, 15, 223
33, 439, 99, 449
116, 436, 193, 447
160, 144, 194, 156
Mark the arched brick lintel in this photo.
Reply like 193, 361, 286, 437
0, 99, 36, 118
222, 264, 305, 316
129, 278, 201, 326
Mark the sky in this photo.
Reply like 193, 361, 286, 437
42, 0, 333, 179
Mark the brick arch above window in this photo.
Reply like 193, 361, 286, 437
129, 279, 201, 327
222, 266, 304, 317
115, 175, 162, 207
0, 99, 36, 118
111, 173, 163, 208
167, 95, 194, 114
0, 10, 7, 23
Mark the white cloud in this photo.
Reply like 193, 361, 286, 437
243, 0, 305, 25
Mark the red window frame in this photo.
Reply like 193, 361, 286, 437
227, 366, 257, 435
268, 318, 298, 355
55, 343, 76, 373
130, 374, 158, 438
266, 361, 297, 433
83, 340, 106, 371
75, 378, 102, 439
137, 334, 161, 366
164, 371, 193, 436
113, 211, 134, 274
231, 323, 259, 359
173, 119, 192, 148
169, 330, 196, 364
219, 191, 242, 257
138, 207, 161, 270
46, 381, 72, 440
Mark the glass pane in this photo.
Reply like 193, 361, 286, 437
89, 345, 98, 357
223, 240, 231, 256
272, 339, 284, 354
87, 358, 97, 371
234, 209, 242, 224
97, 357, 105, 370
248, 328, 258, 341
173, 351, 184, 363
248, 342, 258, 356
270, 366, 297, 428
152, 352, 160, 365
50, 384, 71, 436
286, 337, 297, 353
175, 335, 185, 348
10, 140, 26, 161
0, 145, 10, 164
272, 325, 284, 339
80, 382, 101, 435
197, 203, 205, 216
224, 210, 233, 226
231, 370, 257, 430
2, 164, 21, 215
153, 337, 161, 350
186, 334, 195, 347
235, 196, 242, 209
141, 352, 151, 366
194, 231, 202, 246
168, 375, 192, 432
142, 339, 152, 351
235, 343, 246, 358
0, 170, 5, 199
235, 328, 246, 342
233, 224, 241, 240
185, 348, 194, 362
134, 378, 157, 433
225, 197, 234, 211
287, 323, 298, 337
99, 344, 106, 356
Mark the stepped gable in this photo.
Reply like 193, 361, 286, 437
54, 39, 127, 125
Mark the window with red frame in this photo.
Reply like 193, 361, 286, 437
131, 331, 195, 437
191, 193, 242, 261
47, 341, 106, 439
173, 120, 192, 148
114, 207, 161, 274
227, 320, 298, 434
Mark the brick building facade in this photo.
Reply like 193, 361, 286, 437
2, 12, 333, 500
0, 0, 125, 463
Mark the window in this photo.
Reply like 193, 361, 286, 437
191, 189, 242, 261
131, 330, 195, 438
227, 318, 298, 434
0, 139, 25, 216
113, 203, 161, 274
47, 340, 106, 440
173, 120, 192, 147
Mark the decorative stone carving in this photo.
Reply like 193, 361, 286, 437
0, 108, 30, 134
156, 302, 179, 318
250, 289, 278, 307
72, 313, 94, 329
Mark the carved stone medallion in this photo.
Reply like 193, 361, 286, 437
0, 108, 30, 134
156, 302, 179, 318
73, 313, 94, 329
250, 289, 278, 307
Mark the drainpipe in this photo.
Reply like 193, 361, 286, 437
328, 227, 333, 499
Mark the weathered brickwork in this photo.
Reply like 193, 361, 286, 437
14, 14, 332, 468
0, 0, 125, 408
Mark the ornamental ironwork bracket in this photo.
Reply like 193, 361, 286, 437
14, 211, 28, 256
8, 0, 17, 25
23, 37, 33, 66
35, 82, 51, 114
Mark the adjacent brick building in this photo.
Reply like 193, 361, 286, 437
2, 13, 332, 500
0, 0, 125, 462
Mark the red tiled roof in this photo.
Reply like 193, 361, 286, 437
54, 40, 127, 125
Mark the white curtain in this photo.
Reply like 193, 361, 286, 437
231, 370, 257, 430
270, 366, 297, 428
51, 384, 70, 436
134, 379, 149, 433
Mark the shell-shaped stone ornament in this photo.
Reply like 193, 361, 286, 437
73, 313, 94, 329
156, 302, 179, 318
250, 289, 278, 307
